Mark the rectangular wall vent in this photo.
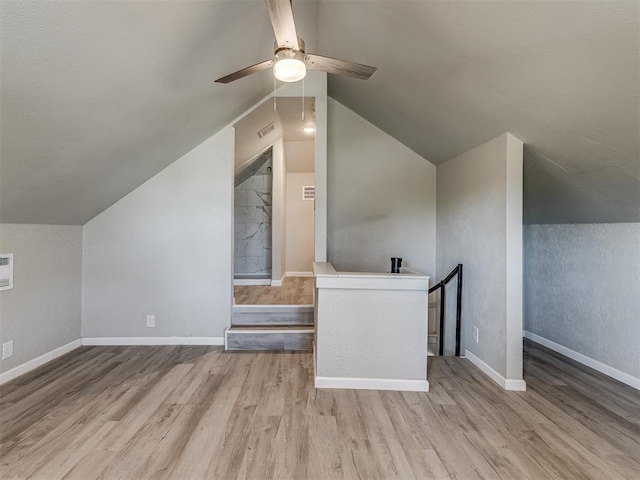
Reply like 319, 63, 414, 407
0, 254, 13, 291
257, 123, 275, 138
303, 186, 315, 200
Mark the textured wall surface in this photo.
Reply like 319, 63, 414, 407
81, 74, 328, 340
327, 99, 437, 279
0, 224, 82, 373
524, 223, 640, 379
83, 128, 234, 338
437, 133, 524, 379
316, 288, 428, 380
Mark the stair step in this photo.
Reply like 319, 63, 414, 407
232, 305, 314, 326
225, 325, 314, 351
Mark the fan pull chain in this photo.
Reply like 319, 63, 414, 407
273, 76, 277, 112
302, 77, 305, 121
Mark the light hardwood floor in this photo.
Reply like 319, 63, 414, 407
1, 340, 639, 479
234, 277, 313, 305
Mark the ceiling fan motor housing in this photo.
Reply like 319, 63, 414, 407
273, 37, 307, 82
274, 38, 305, 55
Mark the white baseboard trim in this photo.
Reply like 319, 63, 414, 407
315, 376, 429, 392
82, 337, 225, 346
226, 327, 312, 334
524, 331, 640, 391
465, 349, 526, 391
0, 339, 82, 386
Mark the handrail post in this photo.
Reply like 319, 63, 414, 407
455, 264, 463, 356
431, 264, 463, 357
438, 282, 445, 356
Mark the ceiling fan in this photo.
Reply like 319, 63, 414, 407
215, 0, 377, 84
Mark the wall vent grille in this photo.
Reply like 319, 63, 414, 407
303, 186, 315, 200
257, 123, 275, 138
0, 254, 13, 291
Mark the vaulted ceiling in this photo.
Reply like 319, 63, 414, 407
1, 0, 638, 225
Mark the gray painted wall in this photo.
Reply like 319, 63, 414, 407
326, 98, 437, 279
81, 75, 328, 340
437, 133, 524, 379
82, 129, 234, 339
524, 223, 640, 379
0, 224, 82, 373
316, 288, 428, 381
271, 137, 287, 283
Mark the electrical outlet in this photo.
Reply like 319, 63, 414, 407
146, 315, 155, 328
2, 340, 14, 360
472, 326, 479, 344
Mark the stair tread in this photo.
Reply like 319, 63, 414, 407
227, 325, 314, 332
233, 304, 314, 309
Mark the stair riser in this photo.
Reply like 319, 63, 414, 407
226, 332, 313, 351
233, 311, 314, 326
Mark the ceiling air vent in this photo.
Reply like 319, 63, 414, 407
0, 254, 13, 291
257, 123, 275, 138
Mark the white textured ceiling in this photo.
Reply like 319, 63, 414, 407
1, 0, 638, 225
319, 0, 639, 223
0, 0, 317, 224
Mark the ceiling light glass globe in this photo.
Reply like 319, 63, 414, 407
274, 58, 306, 82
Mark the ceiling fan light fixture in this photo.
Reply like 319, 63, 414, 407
274, 50, 306, 82
214, 2, 376, 84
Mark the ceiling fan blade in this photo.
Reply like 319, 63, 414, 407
215, 59, 275, 84
305, 54, 377, 80
265, 0, 299, 50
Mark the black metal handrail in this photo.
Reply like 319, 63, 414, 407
428, 264, 463, 356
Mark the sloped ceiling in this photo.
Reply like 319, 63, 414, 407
318, 1, 639, 224
1, 0, 638, 225
0, 0, 317, 224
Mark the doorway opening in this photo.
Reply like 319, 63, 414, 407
232, 97, 316, 306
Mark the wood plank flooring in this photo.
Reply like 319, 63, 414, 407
234, 277, 313, 305
1, 339, 639, 479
